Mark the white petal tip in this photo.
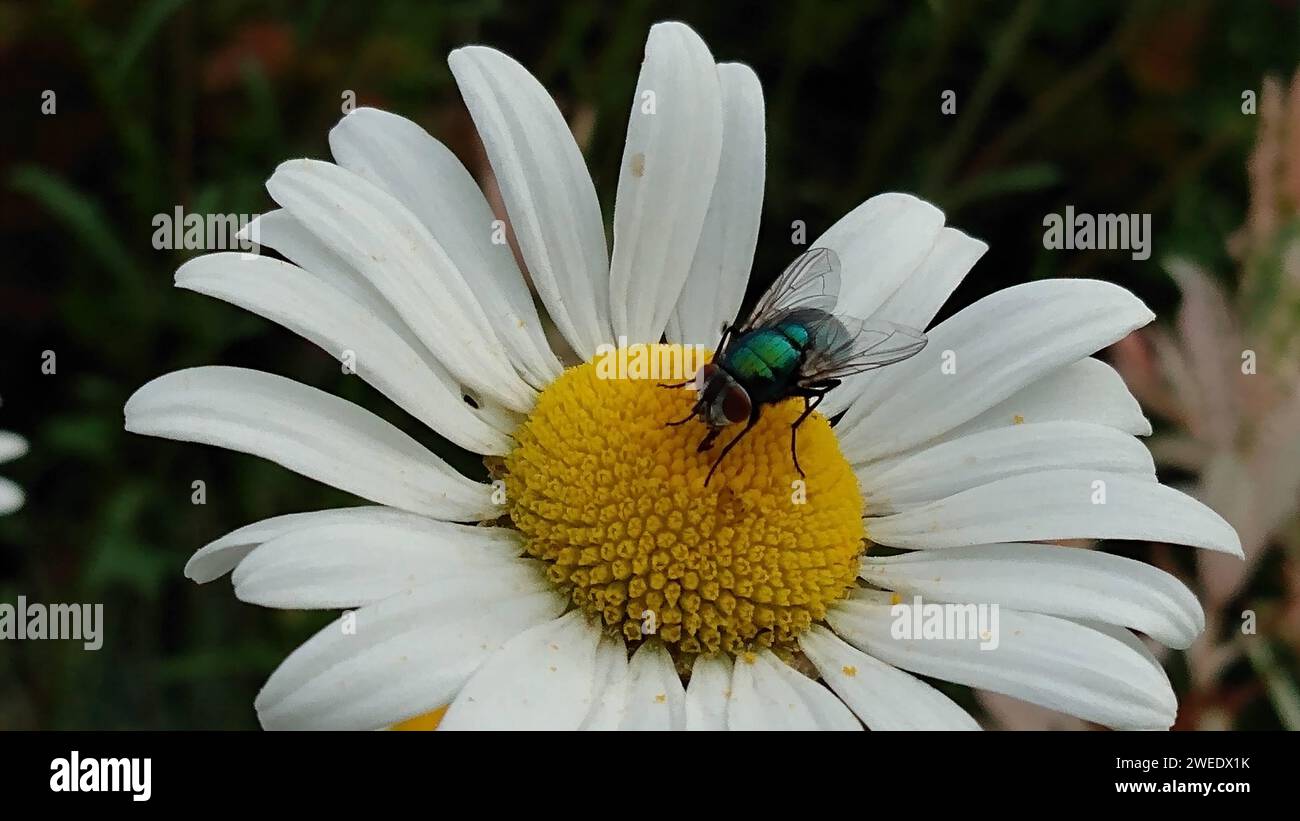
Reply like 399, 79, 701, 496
447, 44, 504, 67
650, 20, 698, 35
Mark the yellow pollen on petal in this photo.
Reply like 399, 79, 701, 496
503, 346, 865, 656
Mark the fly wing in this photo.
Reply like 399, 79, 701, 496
739, 247, 841, 333
797, 313, 928, 384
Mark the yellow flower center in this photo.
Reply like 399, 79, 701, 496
503, 345, 864, 656
392, 707, 446, 731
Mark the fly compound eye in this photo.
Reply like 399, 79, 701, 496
721, 384, 752, 424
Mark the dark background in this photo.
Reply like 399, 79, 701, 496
1, 0, 1298, 729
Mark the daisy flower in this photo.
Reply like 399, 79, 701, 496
0, 425, 25, 516
125, 21, 1241, 731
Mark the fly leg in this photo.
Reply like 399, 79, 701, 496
705, 409, 761, 486
717, 321, 735, 353
789, 379, 840, 478
696, 427, 722, 452
661, 373, 703, 425
789, 395, 822, 478
666, 405, 700, 426
665, 386, 706, 426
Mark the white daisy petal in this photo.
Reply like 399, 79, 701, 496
977, 620, 1175, 722
266, 158, 535, 412
439, 611, 605, 730
328, 107, 561, 387
185, 506, 419, 584
799, 625, 980, 730
616, 640, 687, 730
727, 650, 861, 730
837, 279, 1155, 462
813, 192, 945, 320
827, 593, 1178, 729
1084, 621, 1171, 683
255, 580, 564, 730
578, 641, 688, 732
872, 227, 988, 330
124, 367, 496, 521
231, 518, 525, 609
754, 652, 861, 731
608, 21, 724, 343
668, 62, 764, 348
868, 468, 1243, 556
241, 210, 410, 339
860, 543, 1205, 648
249, 209, 528, 435
932, 356, 1153, 441
0, 431, 28, 463
859, 421, 1156, 513
449, 45, 611, 359
580, 634, 632, 730
684, 653, 733, 730
243, 210, 528, 440
842, 357, 1152, 452
821, 227, 987, 418
0, 477, 23, 516
176, 253, 512, 455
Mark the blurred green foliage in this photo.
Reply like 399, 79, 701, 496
1, 0, 1298, 728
